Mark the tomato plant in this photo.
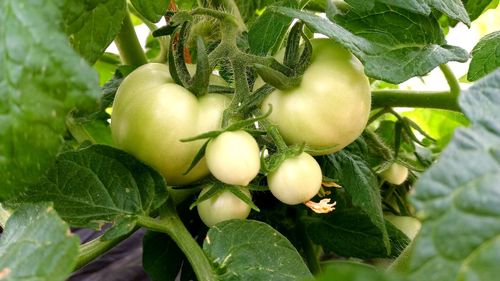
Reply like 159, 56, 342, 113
1, 1, 500, 281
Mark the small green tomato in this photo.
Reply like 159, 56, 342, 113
197, 187, 252, 227
205, 130, 260, 186
268, 152, 322, 205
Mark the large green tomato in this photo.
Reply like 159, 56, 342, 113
268, 152, 322, 205
205, 130, 260, 186
111, 63, 231, 185
197, 187, 252, 227
261, 39, 371, 155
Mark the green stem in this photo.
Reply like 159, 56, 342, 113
115, 12, 148, 66
439, 64, 461, 97
371, 90, 461, 112
75, 231, 134, 270
297, 220, 321, 275
137, 204, 217, 281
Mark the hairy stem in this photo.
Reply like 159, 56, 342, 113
137, 204, 217, 281
439, 64, 461, 97
371, 90, 461, 112
115, 12, 148, 66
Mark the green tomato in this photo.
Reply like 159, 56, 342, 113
111, 63, 231, 185
205, 130, 260, 186
197, 187, 252, 227
385, 215, 421, 240
379, 163, 409, 185
261, 38, 371, 155
268, 152, 322, 205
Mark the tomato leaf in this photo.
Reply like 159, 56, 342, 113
269, 5, 469, 83
0, 0, 100, 201
309, 261, 400, 281
468, 31, 500, 81
0, 203, 79, 281
130, 0, 170, 23
345, 0, 470, 26
203, 220, 313, 280
6, 145, 168, 229
391, 69, 500, 280
304, 209, 410, 259
63, 0, 127, 64
101, 215, 138, 241
321, 144, 390, 253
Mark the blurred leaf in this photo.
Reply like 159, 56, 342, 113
7, 145, 168, 228
269, 5, 469, 83
0, 0, 100, 201
391, 69, 500, 280
468, 31, 500, 81
94, 52, 121, 86
130, 0, 169, 23
0, 203, 79, 281
402, 109, 469, 150
305, 209, 410, 259
203, 220, 312, 280
463, 0, 499, 21
308, 261, 400, 281
63, 0, 127, 64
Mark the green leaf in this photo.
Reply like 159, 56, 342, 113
468, 31, 500, 81
0, 0, 100, 201
7, 145, 168, 228
101, 215, 138, 241
269, 5, 469, 83
248, 0, 299, 56
305, 209, 410, 259
143, 230, 186, 281
203, 220, 313, 280
310, 261, 399, 281
394, 69, 500, 280
463, 0, 498, 21
63, 0, 127, 64
346, 0, 470, 26
0, 203, 79, 281
321, 147, 390, 253
130, 0, 170, 23
402, 109, 469, 150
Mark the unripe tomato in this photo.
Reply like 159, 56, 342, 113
262, 38, 371, 155
268, 152, 322, 205
379, 163, 409, 185
385, 214, 421, 240
111, 63, 231, 185
205, 130, 260, 186
197, 187, 252, 227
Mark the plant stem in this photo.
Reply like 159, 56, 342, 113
137, 204, 217, 281
371, 90, 461, 112
75, 231, 135, 270
439, 64, 461, 97
297, 220, 321, 275
115, 11, 148, 66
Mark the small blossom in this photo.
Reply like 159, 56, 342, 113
305, 199, 337, 214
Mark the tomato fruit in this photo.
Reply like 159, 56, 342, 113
197, 187, 252, 227
385, 214, 421, 240
268, 152, 322, 205
111, 63, 231, 185
379, 163, 409, 185
205, 130, 260, 186
261, 38, 371, 155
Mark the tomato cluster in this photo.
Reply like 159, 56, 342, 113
111, 39, 371, 227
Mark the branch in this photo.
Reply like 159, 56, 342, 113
114, 12, 148, 66
371, 90, 461, 112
